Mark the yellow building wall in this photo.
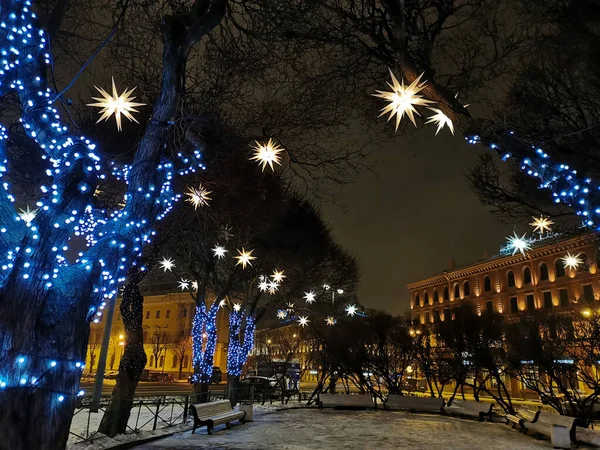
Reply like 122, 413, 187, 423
85, 291, 230, 380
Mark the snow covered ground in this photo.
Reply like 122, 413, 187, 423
135, 408, 595, 450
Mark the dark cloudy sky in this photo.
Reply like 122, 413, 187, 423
323, 127, 510, 315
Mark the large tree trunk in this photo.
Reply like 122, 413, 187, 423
98, 269, 147, 436
227, 374, 241, 406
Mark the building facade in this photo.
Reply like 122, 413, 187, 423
85, 290, 229, 380
408, 234, 600, 324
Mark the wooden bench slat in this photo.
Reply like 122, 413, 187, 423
189, 400, 247, 434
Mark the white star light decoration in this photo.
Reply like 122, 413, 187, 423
258, 280, 269, 292
530, 216, 554, 235
250, 139, 285, 172
268, 281, 279, 295
304, 291, 316, 304
277, 310, 287, 320
233, 303, 242, 312
18, 205, 37, 224
185, 185, 212, 210
87, 77, 145, 131
286, 302, 295, 310
191, 281, 198, 291
346, 304, 358, 317
219, 299, 227, 308
506, 232, 532, 256
562, 252, 582, 271
178, 278, 190, 291
212, 245, 227, 259
271, 269, 286, 283
235, 248, 256, 269
425, 107, 454, 135
297, 316, 310, 327
326, 316, 336, 326
373, 70, 433, 130
159, 257, 175, 272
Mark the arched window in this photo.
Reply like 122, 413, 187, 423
484, 276, 491, 292
172, 355, 178, 368
433, 290, 439, 303
159, 355, 165, 368
580, 253, 588, 271
507, 270, 515, 288
424, 291, 429, 304
183, 355, 189, 369
539, 262, 549, 281
463, 281, 471, 296
415, 293, 420, 307
523, 266, 532, 285
149, 355, 154, 367
443, 286, 449, 300
555, 259, 566, 278
454, 283, 460, 299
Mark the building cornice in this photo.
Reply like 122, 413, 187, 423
407, 234, 597, 290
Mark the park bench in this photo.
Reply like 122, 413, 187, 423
384, 394, 444, 414
505, 409, 540, 430
318, 393, 375, 410
520, 409, 587, 445
444, 399, 494, 421
189, 400, 246, 434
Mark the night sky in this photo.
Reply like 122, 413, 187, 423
323, 127, 511, 315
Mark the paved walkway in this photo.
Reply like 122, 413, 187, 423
137, 408, 577, 450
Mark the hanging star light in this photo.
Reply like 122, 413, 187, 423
286, 302, 295, 310
268, 281, 279, 295
191, 281, 198, 291
326, 316, 336, 326
297, 316, 310, 327
271, 269, 286, 283
185, 185, 212, 210
506, 232, 532, 256
250, 138, 285, 172
373, 70, 434, 130
159, 257, 175, 272
235, 248, 256, 269
258, 280, 269, 292
562, 252, 582, 271
425, 108, 454, 135
212, 245, 227, 259
529, 216, 554, 235
277, 310, 287, 320
346, 304, 358, 317
18, 205, 37, 224
233, 303, 242, 312
219, 299, 227, 308
304, 291, 316, 304
87, 77, 146, 131
178, 278, 190, 291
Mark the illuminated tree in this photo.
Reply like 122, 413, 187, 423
0, 1, 226, 449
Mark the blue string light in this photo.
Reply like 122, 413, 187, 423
227, 310, 255, 377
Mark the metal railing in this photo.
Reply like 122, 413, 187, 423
69, 395, 191, 444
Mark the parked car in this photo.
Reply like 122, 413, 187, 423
237, 376, 281, 401
148, 372, 174, 382
187, 366, 223, 384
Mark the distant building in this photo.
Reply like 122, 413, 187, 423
86, 288, 229, 380
408, 233, 599, 324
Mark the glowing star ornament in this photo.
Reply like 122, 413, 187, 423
191, 281, 198, 291
250, 138, 284, 172
235, 248, 256, 269
212, 245, 227, 259
271, 269, 286, 283
304, 291, 316, 304
219, 299, 227, 308
268, 281, 279, 295
185, 185, 211, 210
297, 316, 310, 327
178, 278, 190, 291
286, 302, 295, 310
562, 252, 582, 271
159, 257, 175, 272
277, 310, 287, 320
530, 216, 554, 235
233, 303, 242, 312
425, 108, 454, 135
87, 77, 145, 131
346, 304, 358, 317
18, 205, 37, 224
258, 280, 269, 292
326, 316, 336, 326
506, 232, 532, 256
373, 70, 434, 130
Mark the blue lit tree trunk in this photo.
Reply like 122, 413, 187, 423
0, 1, 226, 449
191, 299, 219, 402
227, 309, 256, 405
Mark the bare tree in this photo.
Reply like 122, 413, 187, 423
171, 336, 193, 380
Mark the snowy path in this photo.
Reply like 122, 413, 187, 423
137, 408, 587, 450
